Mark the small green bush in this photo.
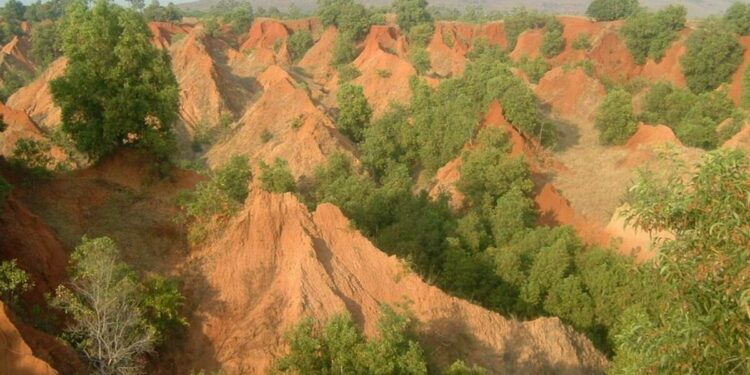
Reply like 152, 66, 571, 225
516, 55, 549, 83
336, 83, 372, 143
541, 18, 565, 58
586, 0, 639, 21
259, 158, 296, 193
572, 34, 592, 51
261, 129, 274, 143
337, 63, 362, 83
595, 88, 636, 145
409, 47, 431, 75
407, 22, 434, 48
10, 138, 53, 175
0, 259, 32, 306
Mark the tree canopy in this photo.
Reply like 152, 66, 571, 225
586, 0, 639, 21
50, 0, 179, 161
681, 19, 745, 94
594, 88, 636, 145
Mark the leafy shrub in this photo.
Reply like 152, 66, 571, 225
572, 34, 592, 51
563, 60, 594, 76
393, 0, 432, 35
595, 88, 636, 145
0, 67, 33, 102
409, 47, 431, 75
621, 5, 686, 65
260, 129, 273, 143
407, 21, 434, 47
141, 276, 188, 344
681, 20, 745, 94
376, 68, 391, 78
337, 63, 361, 82
177, 155, 251, 243
318, 0, 371, 40
0, 259, 32, 306
541, 18, 565, 58
332, 32, 358, 66
30, 20, 61, 68
586, 0, 639, 21
259, 158, 296, 193
287, 29, 314, 62
10, 138, 53, 174
336, 83, 372, 143
272, 306, 430, 374
516, 55, 549, 83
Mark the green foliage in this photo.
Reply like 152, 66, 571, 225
0, 259, 33, 306
724, 2, 750, 36
541, 18, 565, 58
621, 5, 686, 65
336, 83, 372, 143
51, 0, 180, 162
261, 129, 274, 143
504, 7, 549, 50
409, 47, 431, 75
360, 104, 413, 180
444, 361, 487, 375
743, 66, 750, 109
586, 0, 639, 21
141, 276, 188, 344
10, 138, 53, 174
272, 306, 429, 375
52, 237, 155, 375
332, 32, 358, 66
571, 34, 592, 51
143, 0, 182, 23
337, 63, 361, 82
615, 150, 750, 373
515, 55, 549, 83
287, 29, 314, 62
640, 82, 737, 149
206, 0, 253, 34
177, 155, 251, 243
594, 88, 636, 145
393, 0, 432, 36
1, 0, 25, 44
0, 67, 33, 102
318, 0, 371, 40
259, 158, 296, 193
681, 19, 745, 94
0, 176, 11, 203
407, 22, 434, 47
30, 20, 61, 68
563, 59, 594, 76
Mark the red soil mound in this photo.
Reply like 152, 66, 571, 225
549, 16, 605, 65
149, 21, 192, 50
177, 191, 608, 374
510, 28, 544, 61
535, 67, 607, 123
723, 123, 750, 149
0, 194, 67, 303
605, 205, 671, 263
588, 25, 637, 82
298, 26, 337, 82
206, 65, 355, 178
0, 302, 58, 375
535, 183, 611, 248
427, 21, 507, 77
639, 30, 688, 87
0, 35, 36, 81
730, 36, 750, 105
6, 57, 66, 129
0, 103, 45, 155
239, 18, 321, 69
353, 25, 416, 115
620, 124, 683, 168
169, 26, 229, 136
429, 157, 465, 209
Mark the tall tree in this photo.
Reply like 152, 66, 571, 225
336, 83, 372, 143
50, 0, 179, 161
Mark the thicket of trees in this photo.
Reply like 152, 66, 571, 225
51, 0, 180, 162
724, 2, 750, 36
540, 17, 565, 58
621, 5, 686, 65
586, 0, 639, 21
640, 82, 740, 149
336, 83, 372, 143
681, 19, 745, 94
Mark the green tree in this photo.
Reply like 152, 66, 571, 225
50, 0, 179, 161
594, 88, 636, 145
52, 237, 155, 375
0, 259, 33, 306
259, 158, 296, 193
681, 20, 745, 94
614, 149, 750, 373
621, 5, 686, 65
1, 0, 25, 43
336, 83, 372, 143
409, 47, 431, 75
141, 276, 188, 344
586, 0, 639, 21
407, 22, 433, 47
287, 29, 314, 62
724, 2, 750, 36
504, 7, 548, 50
273, 306, 429, 375
515, 55, 549, 83
318, 0, 371, 40
540, 18, 565, 58
392, 0, 432, 35
30, 20, 61, 68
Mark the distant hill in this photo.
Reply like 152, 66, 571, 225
177, 0, 737, 18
